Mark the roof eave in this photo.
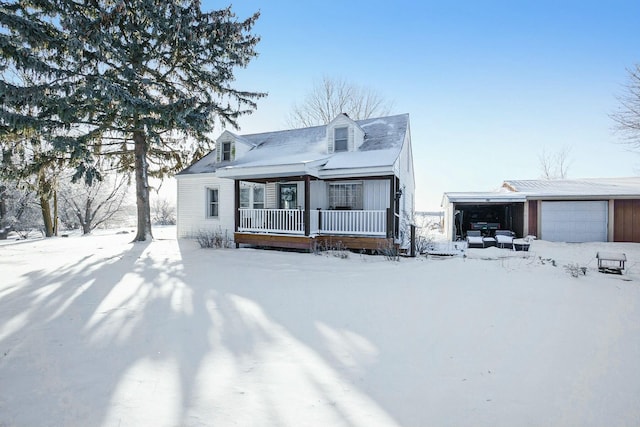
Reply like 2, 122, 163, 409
216, 162, 323, 180
318, 165, 394, 179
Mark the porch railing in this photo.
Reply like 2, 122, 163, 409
319, 210, 386, 236
238, 208, 386, 237
239, 209, 305, 235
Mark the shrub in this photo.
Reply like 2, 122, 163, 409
377, 241, 400, 262
313, 240, 350, 259
564, 263, 587, 278
194, 228, 234, 249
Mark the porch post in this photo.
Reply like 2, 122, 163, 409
304, 175, 311, 236
387, 175, 395, 238
234, 180, 240, 248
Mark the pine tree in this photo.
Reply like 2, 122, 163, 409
1, 0, 265, 241
1, 2, 96, 237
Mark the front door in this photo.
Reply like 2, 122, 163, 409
279, 183, 298, 209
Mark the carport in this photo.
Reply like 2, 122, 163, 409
442, 193, 526, 240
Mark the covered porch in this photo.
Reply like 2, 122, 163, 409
232, 174, 402, 251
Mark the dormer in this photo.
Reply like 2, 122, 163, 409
215, 130, 254, 163
326, 113, 365, 154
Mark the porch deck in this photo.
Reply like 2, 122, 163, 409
234, 232, 395, 252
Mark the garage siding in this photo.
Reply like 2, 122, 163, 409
614, 199, 640, 242
541, 201, 608, 242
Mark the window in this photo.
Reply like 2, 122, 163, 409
208, 188, 219, 217
240, 184, 265, 209
253, 186, 265, 209
222, 142, 232, 161
334, 127, 348, 152
329, 182, 363, 210
240, 186, 250, 208
279, 183, 297, 209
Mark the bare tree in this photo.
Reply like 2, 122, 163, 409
611, 64, 640, 147
0, 183, 42, 239
151, 198, 176, 225
59, 173, 129, 234
287, 76, 394, 128
539, 146, 572, 180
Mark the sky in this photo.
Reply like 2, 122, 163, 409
196, 0, 640, 211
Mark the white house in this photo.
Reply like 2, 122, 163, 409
176, 113, 415, 251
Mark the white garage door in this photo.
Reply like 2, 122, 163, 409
541, 201, 608, 242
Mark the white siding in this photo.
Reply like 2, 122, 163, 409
310, 181, 326, 209
176, 174, 235, 239
266, 182, 277, 209
443, 199, 456, 241
394, 127, 416, 247
363, 180, 390, 210
326, 114, 364, 153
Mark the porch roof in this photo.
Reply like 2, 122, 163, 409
215, 155, 328, 180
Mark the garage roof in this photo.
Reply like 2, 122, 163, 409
443, 177, 640, 206
503, 177, 640, 198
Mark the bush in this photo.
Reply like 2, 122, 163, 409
194, 228, 234, 249
414, 233, 434, 255
377, 241, 400, 262
564, 263, 587, 278
312, 240, 350, 259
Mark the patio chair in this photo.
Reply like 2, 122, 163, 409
466, 230, 485, 248
512, 235, 535, 251
494, 230, 514, 249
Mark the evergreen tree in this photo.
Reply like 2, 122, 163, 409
1, 0, 265, 241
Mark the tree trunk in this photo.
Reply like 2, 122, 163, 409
0, 185, 9, 240
132, 129, 153, 241
38, 171, 54, 237
40, 193, 54, 237
83, 198, 92, 235
53, 189, 58, 236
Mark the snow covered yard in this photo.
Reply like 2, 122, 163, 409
1, 228, 639, 427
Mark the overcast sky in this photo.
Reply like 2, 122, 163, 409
200, 0, 640, 211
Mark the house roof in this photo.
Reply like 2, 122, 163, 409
178, 113, 410, 178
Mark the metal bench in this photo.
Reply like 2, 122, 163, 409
596, 252, 626, 274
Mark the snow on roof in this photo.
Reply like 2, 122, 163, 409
180, 149, 219, 174
443, 177, 640, 205
503, 177, 640, 197
321, 148, 399, 170
179, 113, 409, 176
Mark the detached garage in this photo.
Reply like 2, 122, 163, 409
443, 177, 640, 243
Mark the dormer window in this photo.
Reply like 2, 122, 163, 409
334, 127, 348, 152
222, 142, 232, 161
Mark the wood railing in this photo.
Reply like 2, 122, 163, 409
239, 209, 305, 235
319, 210, 386, 236
238, 208, 386, 236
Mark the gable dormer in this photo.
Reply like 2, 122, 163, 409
215, 130, 253, 163
326, 113, 365, 154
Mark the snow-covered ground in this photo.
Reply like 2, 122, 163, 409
1, 227, 639, 427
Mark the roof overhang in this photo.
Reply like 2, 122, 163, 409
215, 160, 325, 180
318, 165, 394, 179
443, 192, 527, 205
